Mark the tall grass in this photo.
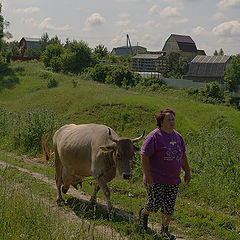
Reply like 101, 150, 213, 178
181, 127, 240, 214
0, 166, 102, 240
0, 106, 62, 155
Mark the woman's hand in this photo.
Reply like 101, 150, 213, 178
184, 172, 191, 184
145, 173, 154, 186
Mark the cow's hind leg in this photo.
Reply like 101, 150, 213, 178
54, 148, 65, 206
90, 183, 100, 205
97, 177, 112, 212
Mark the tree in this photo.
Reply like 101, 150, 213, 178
94, 44, 108, 59
219, 48, 224, 56
41, 44, 64, 68
224, 54, 240, 91
213, 50, 218, 56
163, 51, 189, 78
61, 41, 94, 74
0, 3, 12, 54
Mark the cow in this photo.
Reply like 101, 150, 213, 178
53, 123, 145, 212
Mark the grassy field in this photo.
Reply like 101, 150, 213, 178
0, 61, 239, 239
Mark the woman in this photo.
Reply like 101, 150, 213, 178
139, 108, 190, 240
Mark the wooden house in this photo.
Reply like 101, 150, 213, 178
162, 34, 205, 62
19, 37, 41, 50
186, 55, 231, 83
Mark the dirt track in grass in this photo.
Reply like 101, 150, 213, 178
0, 157, 188, 240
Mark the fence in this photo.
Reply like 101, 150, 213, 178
136, 72, 240, 97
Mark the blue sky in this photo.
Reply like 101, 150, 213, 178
2, 0, 240, 55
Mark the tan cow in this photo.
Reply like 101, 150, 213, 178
53, 123, 144, 211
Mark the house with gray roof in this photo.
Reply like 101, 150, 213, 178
111, 45, 147, 56
19, 37, 41, 50
162, 34, 206, 62
185, 55, 232, 83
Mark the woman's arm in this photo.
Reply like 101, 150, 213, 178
141, 155, 154, 186
181, 153, 191, 184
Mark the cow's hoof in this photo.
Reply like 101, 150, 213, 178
57, 198, 65, 207
62, 186, 68, 194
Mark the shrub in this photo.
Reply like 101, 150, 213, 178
47, 77, 58, 88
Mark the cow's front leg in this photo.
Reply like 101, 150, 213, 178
90, 183, 100, 205
97, 177, 112, 212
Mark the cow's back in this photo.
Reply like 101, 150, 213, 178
53, 124, 117, 176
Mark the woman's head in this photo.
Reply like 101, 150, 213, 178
156, 108, 176, 129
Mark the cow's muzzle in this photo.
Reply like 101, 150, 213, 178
121, 172, 132, 180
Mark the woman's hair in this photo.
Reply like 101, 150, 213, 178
156, 108, 175, 128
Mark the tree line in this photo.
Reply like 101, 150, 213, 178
0, 3, 240, 94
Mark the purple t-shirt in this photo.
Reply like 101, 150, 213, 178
141, 128, 186, 185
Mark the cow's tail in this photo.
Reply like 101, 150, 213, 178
41, 133, 54, 161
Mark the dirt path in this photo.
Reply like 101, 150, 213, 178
0, 158, 187, 240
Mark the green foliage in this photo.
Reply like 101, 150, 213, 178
94, 44, 108, 59
224, 54, 240, 91
187, 82, 225, 104
183, 128, 240, 214
214, 49, 218, 56
163, 51, 189, 78
0, 167, 99, 240
136, 77, 166, 91
61, 41, 94, 74
219, 48, 224, 56
89, 63, 141, 88
47, 77, 58, 88
41, 44, 64, 68
0, 106, 62, 154
0, 61, 19, 91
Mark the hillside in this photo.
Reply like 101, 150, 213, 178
0, 61, 240, 137
0, 61, 240, 240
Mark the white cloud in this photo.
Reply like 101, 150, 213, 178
161, 6, 181, 17
149, 5, 159, 15
39, 18, 72, 31
212, 20, 240, 36
119, 13, 130, 18
169, 17, 189, 24
211, 12, 227, 21
115, 20, 130, 26
21, 18, 36, 25
149, 5, 182, 17
218, 0, 240, 9
85, 13, 106, 27
13, 7, 40, 14
191, 26, 208, 36
137, 20, 155, 28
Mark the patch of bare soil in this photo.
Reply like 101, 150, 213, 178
0, 157, 188, 240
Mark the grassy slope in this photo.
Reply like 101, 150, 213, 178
1, 61, 240, 240
1, 61, 240, 138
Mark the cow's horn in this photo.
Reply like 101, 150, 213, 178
131, 130, 145, 143
108, 128, 118, 143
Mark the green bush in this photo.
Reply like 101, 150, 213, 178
47, 77, 58, 88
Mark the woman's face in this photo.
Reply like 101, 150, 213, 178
161, 113, 175, 132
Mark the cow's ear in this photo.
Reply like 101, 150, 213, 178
100, 144, 116, 153
133, 145, 140, 152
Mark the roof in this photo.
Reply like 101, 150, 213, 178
191, 55, 231, 63
22, 37, 41, 42
171, 34, 195, 44
163, 34, 198, 53
132, 54, 163, 59
187, 55, 232, 77
111, 45, 146, 56
111, 47, 132, 56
